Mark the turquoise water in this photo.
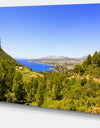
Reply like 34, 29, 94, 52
15, 59, 54, 72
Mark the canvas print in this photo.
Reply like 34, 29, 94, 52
0, 4, 100, 114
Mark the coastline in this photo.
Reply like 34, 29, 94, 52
28, 60, 56, 66
16, 59, 55, 72
50, 67, 57, 72
28, 60, 56, 72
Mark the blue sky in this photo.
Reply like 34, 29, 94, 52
0, 4, 100, 59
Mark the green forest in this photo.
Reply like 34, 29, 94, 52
0, 48, 100, 114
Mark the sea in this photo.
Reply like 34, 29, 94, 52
15, 59, 55, 72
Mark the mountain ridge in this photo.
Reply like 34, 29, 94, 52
32, 55, 87, 60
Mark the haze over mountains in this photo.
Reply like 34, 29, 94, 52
37, 55, 87, 60
39, 55, 70, 60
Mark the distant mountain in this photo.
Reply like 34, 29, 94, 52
76, 56, 87, 60
34, 55, 87, 61
40, 55, 69, 60
0, 48, 22, 66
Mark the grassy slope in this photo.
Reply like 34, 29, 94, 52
16, 66, 43, 82
0, 48, 22, 66
0, 48, 43, 81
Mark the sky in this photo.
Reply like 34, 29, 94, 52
0, 4, 100, 59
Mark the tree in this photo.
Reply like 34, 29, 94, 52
93, 51, 99, 65
74, 65, 84, 75
12, 71, 25, 103
79, 66, 85, 75
25, 78, 38, 103
0, 62, 7, 101
86, 54, 92, 65
81, 78, 87, 86
52, 73, 63, 100
0, 61, 16, 101
36, 78, 46, 106
98, 51, 100, 67
74, 65, 81, 74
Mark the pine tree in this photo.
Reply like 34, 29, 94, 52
93, 51, 99, 65
36, 78, 46, 106
98, 51, 100, 66
0, 62, 7, 101
86, 54, 92, 65
12, 71, 25, 103
25, 78, 38, 103
52, 73, 63, 100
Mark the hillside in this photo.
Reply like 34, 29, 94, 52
0, 48, 100, 114
73, 51, 100, 80
0, 48, 42, 80
0, 48, 22, 66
